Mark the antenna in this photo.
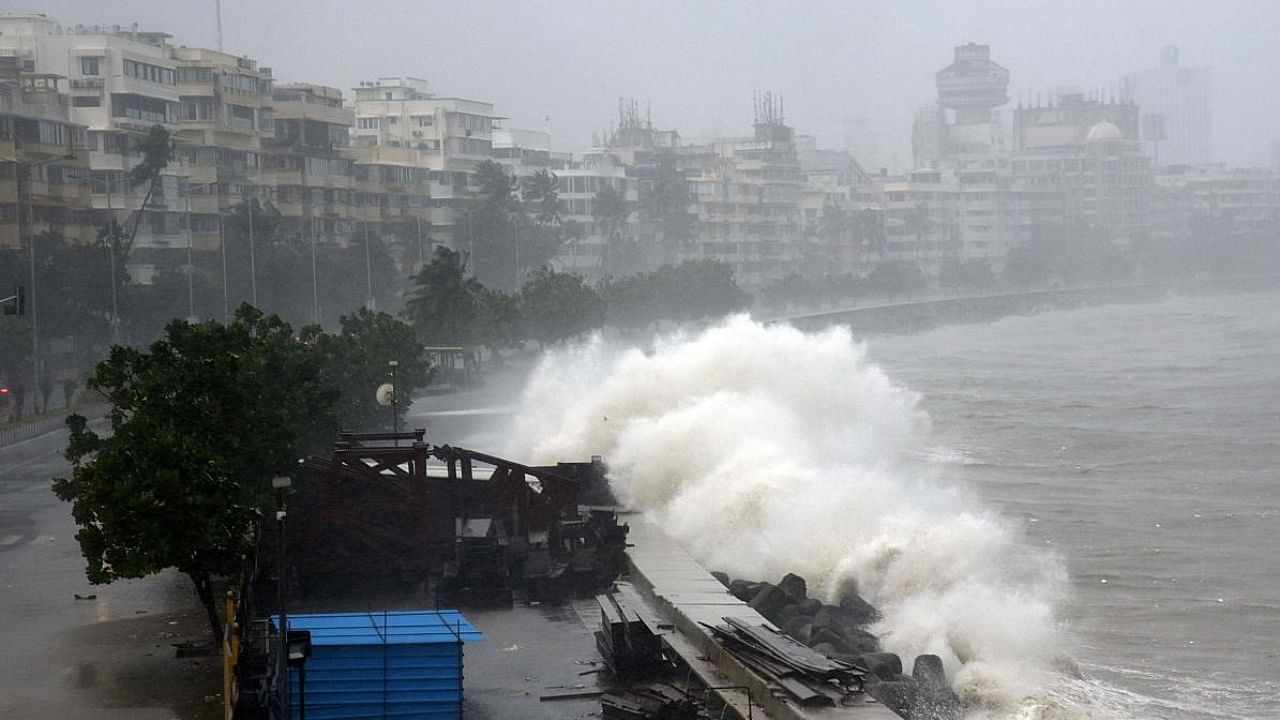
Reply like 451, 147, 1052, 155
215, 0, 224, 51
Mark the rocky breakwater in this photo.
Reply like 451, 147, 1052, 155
714, 571, 962, 720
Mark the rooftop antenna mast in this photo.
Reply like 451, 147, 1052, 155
215, 0, 224, 51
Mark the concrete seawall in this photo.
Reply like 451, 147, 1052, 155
779, 276, 1278, 336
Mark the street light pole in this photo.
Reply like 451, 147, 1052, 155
184, 190, 196, 321
247, 194, 258, 307
362, 221, 375, 311
388, 359, 399, 444
25, 166, 39, 400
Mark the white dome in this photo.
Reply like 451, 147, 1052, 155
1085, 121, 1123, 143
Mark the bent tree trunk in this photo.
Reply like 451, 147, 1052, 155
190, 570, 224, 647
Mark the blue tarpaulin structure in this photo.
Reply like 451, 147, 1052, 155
279, 610, 483, 720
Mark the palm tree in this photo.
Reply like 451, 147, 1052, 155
521, 169, 562, 227
121, 125, 175, 257
593, 184, 630, 276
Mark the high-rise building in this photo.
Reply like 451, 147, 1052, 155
1011, 94, 1150, 245
0, 15, 186, 274
1121, 45, 1211, 166
0, 57, 93, 249
936, 43, 1010, 170
263, 83, 357, 248
350, 77, 498, 253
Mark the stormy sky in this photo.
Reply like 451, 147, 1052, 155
17, 0, 1280, 168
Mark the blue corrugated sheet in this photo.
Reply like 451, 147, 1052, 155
278, 610, 483, 720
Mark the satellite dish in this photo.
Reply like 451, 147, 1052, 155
375, 383, 396, 407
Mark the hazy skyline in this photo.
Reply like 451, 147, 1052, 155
15, 0, 1280, 168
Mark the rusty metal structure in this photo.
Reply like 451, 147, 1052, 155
266, 429, 627, 608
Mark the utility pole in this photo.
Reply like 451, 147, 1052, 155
363, 221, 375, 311
389, 360, 399, 444
248, 195, 258, 306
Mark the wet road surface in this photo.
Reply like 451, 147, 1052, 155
0, 426, 220, 720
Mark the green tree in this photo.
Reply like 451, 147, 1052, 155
52, 306, 338, 644
867, 260, 927, 300
403, 245, 484, 346
761, 271, 820, 310
521, 169, 562, 227
302, 309, 432, 432
122, 125, 176, 257
593, 184, 632, 275
472, 286, 524, 356
519, 269, 604, 347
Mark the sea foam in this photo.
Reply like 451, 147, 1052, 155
506, 316, 1070, 710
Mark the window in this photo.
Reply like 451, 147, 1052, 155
123, 59, 176, 85
80, 56, 101, 76
415, 115, 433, 127
387, 116, 398, 125
72, 96, 102, 107
357, 117, 380, 130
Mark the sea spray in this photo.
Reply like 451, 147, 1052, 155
507, 316, 1070, 711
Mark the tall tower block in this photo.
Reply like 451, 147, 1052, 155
936, 43, 1009, 125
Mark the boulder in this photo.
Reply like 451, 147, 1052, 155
811, 642, 837, 656
711, 571, 731, 588
796, 598, 822, 616
776, 604, 802, 625
911, 655, 962, 720
781, 617, 814, 645
809, 626, 855, 654
835, 576, 879, 625
777, 573, 808, 603
748, 583, 787, 622
831, 625, 879, 654
912, 655, 947, 691
868, 676, 919, 716
839, 591, 880, 625
729, 580, 760, 602
855, 652, 903, 681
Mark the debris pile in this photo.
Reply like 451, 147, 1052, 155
602, 683, 704, 720
717, 572, 962, 720
705, 616, 865, 707
595, 591, 668, 679
724, 572, 879, 659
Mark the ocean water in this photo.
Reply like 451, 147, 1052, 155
505, 289, 1279, 718
864, 290, 1280, 719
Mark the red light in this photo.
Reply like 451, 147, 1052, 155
0, 387, 8, 394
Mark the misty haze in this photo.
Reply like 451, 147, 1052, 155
1, 2, 1277, 720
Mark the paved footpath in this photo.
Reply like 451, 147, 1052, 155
0, 427, 219, 720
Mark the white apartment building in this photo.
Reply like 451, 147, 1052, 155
350, 77, 499, 250
0, 15, 187, 269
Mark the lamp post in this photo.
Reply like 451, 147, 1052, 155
271, 474, 292, 715
388, 359, 399, 442
362, 220, 375, 311
17, 152, 77, 400
184, 181, 229, 322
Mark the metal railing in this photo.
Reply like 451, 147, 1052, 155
0, 404, 105, 448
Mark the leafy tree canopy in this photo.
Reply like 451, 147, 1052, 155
519, 269, 604, 346
302, 308, 433, 432
52, 305, 338, 643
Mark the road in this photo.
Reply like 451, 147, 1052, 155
0, 426, 220, 720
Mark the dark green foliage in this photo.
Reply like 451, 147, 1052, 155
594, 184, 633, 275
1003, 224, 1134, 288
302, 309, 432, 432
123, 125, 176, 256
52, 305, 338, 643
938, 258, 996, 293
866, 261, 928, 299
520, 269, 604, 346
403, 245, 486, 346
761, 272, 821, 310
600, 259, 749, 331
